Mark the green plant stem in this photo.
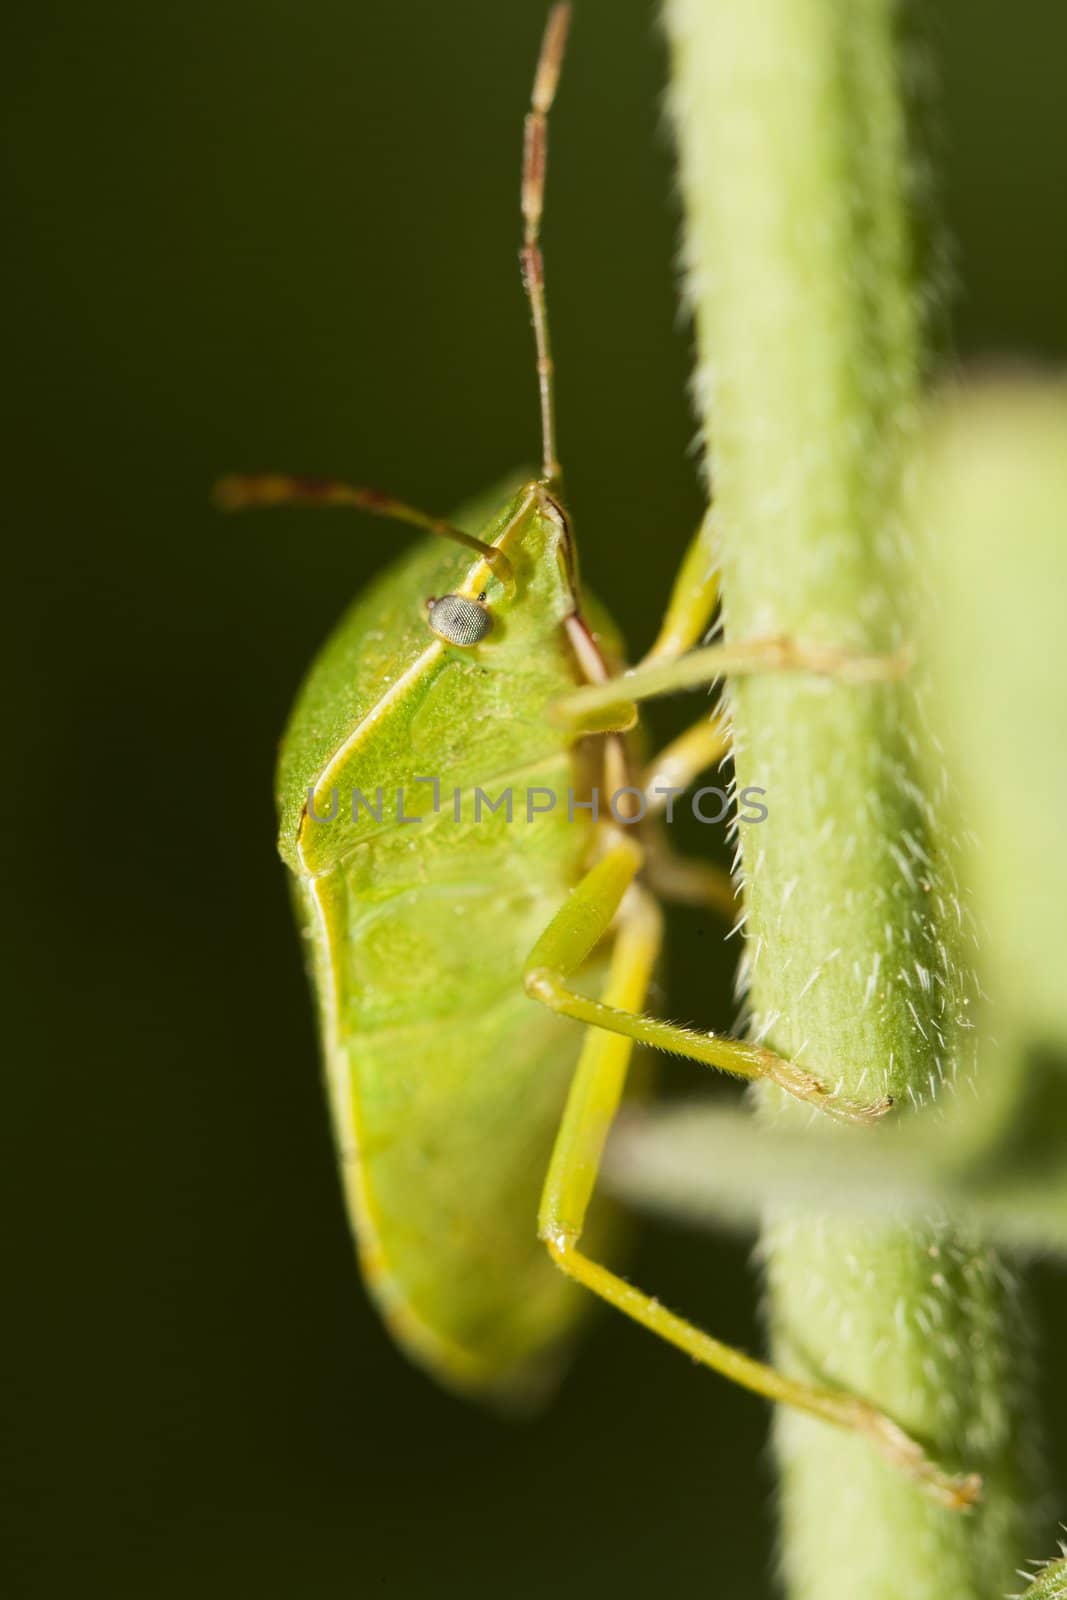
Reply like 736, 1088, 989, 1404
1016, 1554, 1067, 1600
662, 2, 1038, 1594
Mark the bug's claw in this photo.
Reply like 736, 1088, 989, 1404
828, 1091, 895, 1127
760, 1048, 894, 1126
849, 1403, 983, 1511
939, 1472, 984, 1513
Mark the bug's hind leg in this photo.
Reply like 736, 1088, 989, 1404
533, 865, 981, 1510
524, 842, 887, 1126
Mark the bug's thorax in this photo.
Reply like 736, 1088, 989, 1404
416, 471, 645, 861
450, 479, 581, 655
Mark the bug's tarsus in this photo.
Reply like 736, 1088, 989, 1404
214, 473, 513, 584
522, 2, 571, 487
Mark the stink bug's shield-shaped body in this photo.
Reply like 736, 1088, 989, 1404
232, 1, 978, 1510
276, 483, 620, 1394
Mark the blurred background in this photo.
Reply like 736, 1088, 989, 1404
6, 2, 1066, 1594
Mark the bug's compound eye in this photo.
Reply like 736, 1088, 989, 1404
425, 593, 492, 647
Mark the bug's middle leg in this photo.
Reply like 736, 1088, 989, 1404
639, 513, 720, 664
533, 868, 980, 1510
523, 841, 887, 1126
639, 715, 736, 917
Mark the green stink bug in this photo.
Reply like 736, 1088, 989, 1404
219, 3, 976, 1510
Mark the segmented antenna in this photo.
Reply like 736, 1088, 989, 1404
214, 474, 513, 582
522, 2, 571, 486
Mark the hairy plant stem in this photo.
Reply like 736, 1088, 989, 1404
662, 2, 1038, 1595
1016, 1554, 1067, 1600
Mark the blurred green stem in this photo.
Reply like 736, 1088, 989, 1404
662, 1, 1037, 1595
605, 1085, 1067, 1257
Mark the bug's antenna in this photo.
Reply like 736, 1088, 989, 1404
214, 475, 514, 584
522, 2, 571, 487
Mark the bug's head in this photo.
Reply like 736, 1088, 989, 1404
420, 480, 578, 662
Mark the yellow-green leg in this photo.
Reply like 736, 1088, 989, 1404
528, 847, 981, 1510
524, 842, 888, 1126
641, 715, 730, 809
553, 632, 910, 733
640, 514, 720, 664
640, 715, 736, 917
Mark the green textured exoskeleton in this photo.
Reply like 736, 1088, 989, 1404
219, 2, 980, 1507
277, 480, 620, 1395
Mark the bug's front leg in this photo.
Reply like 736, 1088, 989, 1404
551, 633, 911, 732
527, 852, 981, 1510
552, 509, 907, 734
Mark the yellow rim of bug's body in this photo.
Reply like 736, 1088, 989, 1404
303, 870, 511, 1392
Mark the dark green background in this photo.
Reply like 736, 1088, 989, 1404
6, 2, 1066, 1595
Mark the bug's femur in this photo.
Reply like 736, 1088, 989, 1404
426, 594, 492, 646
